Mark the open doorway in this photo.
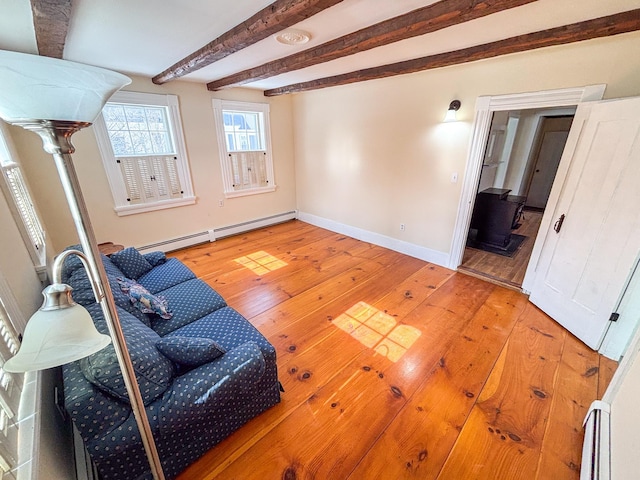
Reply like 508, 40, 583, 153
458, 107, 575, 288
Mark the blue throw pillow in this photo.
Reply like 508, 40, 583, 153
143, 251, 167, 267
117, 277, 172, 319
156, 336, 226, 367
110, 247, 153, 279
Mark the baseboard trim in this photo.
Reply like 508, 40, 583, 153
137, 211, 298, 253
297, 211, 450, 268
137, 231, 213, 253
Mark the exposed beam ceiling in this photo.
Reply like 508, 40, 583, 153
152, 0, 345, 85
207, 0, 537, 91
264, 9, 640, 96
4, 0, 638, 93
30, 0, 72, 59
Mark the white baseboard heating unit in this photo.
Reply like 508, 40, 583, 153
581, 400, 611, 480
137, 211, 297, 254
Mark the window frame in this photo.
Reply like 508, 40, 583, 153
0, 124, 46, 269
94, 91, 196, 216
212, 99, 276, 198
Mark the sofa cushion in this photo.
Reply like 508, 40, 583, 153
110, 247, 154, 279
117, 277, 172, 320
80, 304, 175, 405
149, 279, 226, 336
158, 341, 266, 433
137, 258, 196, 294
156, 336, 226, 367
143, 251, 167, 267
101, 254, 126, 278
64, 265, 98, 307
59, 245, 123, 304
171, 306, 273, 354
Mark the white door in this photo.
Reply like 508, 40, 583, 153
525, 116, 573, 209
529, 97, 640, 349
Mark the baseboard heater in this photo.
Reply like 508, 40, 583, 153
136, 211, 297, 253
581, 400, 611, 480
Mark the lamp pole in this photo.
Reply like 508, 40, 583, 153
18, 120, 166, 480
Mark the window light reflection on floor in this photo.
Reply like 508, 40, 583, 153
234, 250, 288, 275
332, 301, 421, 362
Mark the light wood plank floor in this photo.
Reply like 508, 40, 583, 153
460, 210, 543, 288
170, 220, 616, 480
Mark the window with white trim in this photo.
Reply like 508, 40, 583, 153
0, 296, 24, 480
0, 124, 46, 268
212, 100, 276, 197
94, 91, 195, 216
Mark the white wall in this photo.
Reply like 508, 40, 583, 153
0, 190, 75, 479
610, 358, 640, 479
0, 185, 41, 318
605, 273, 640, 479
10, 78, 297, 253
293, 32, 640, 261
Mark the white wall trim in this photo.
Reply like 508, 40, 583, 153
297, 212, 450, 267
114, 196, 196, 216
448, 84, 606, 272
16, 370, 40, 480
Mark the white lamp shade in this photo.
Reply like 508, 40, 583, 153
3, 296, 111, 373
444, 108, 458, 122
0, 50, 131, 124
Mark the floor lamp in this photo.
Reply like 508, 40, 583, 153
0, 50, 166, 480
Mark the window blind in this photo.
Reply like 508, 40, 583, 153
229, 152, 268, 191
118, 156, 183, 204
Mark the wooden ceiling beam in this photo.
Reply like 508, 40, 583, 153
30, 0, 72, 59
152, 0, 344, 85
207, 0, 537, 91
264, 9, 640, 97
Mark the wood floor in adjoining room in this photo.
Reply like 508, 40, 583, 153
460, 209, 544, 288
170, 220, 616, 480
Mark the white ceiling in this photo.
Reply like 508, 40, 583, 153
1, 0, 639, 91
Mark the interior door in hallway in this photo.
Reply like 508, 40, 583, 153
525, 115, 573, 209
529, 96, 640, 350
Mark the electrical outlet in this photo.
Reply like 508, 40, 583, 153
400, 223, 405, 231
218, 199, 224, 207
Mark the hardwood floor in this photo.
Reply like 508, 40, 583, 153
460, 209, 543, 288
170, 220, 616, 480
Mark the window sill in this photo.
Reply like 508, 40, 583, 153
224, 186, 276, 199
114, 196, 196, 216
35, 265, 48, 283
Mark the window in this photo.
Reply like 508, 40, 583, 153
212, 100, 276, 197
0, 124, 46, 268
0, 288, 24, 480
94, 91, 195, 216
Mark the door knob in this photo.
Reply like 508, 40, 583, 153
554, 214, 565, 233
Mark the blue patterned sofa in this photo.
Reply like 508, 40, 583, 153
60, 247, 281, 480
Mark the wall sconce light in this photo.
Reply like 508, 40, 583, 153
444, 100, 461, 122
0, 50, 165, 480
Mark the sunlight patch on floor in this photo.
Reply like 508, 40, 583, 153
332, 301, 421, 362
234, 251, 288, 275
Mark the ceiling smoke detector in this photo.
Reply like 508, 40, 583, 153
275, 29, 311, 46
